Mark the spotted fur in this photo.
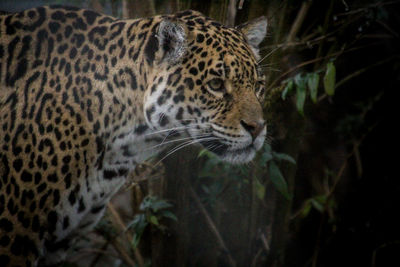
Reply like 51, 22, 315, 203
0, 6, 267, 266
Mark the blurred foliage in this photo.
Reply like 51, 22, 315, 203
127, 196, 177, 248
198, 143, 296, 203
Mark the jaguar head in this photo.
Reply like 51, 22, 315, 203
144, 10, 267, 163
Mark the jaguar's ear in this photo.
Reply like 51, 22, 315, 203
236, 17, 268, 59
156, 19, 187, 64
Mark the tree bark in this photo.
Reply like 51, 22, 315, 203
122, 0, 156, 19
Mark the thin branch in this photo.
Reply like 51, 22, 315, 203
110, 238, 138, 267
334, 0, 400, 17
267, 41, 384, 91
286, 0, 313, 44
260, 233, 270, 252
69, 247, 119, 263
107, 203, 145, 267
318, 55, 398, 102
310, 120, 380, 267
188, 185, 237, 267
89, 242, 111, 267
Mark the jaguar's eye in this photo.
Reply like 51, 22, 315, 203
207, 78, 224, 92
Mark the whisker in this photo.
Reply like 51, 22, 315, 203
144, 133, 212, 151
154, 136, 220, 166
143, 121, 213, 137
257, 46, 281, 64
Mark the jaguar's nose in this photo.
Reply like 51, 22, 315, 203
240, 119, 265, 140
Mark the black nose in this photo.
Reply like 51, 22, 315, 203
240, 120, 265, 140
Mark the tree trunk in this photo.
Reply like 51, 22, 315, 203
122, 0, 156, 19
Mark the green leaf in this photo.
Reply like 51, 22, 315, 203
310, 195, 327, 213
282, 80, 294, 100
254, 178, 266, 200
161, 210, 178, 221
150, 200, 173, 212
294, 74, 307, 116
129, 214, 147, 247
323, 62, 336, 96
307, 73, 320, 103
127, 214, 147, 231
310, 199, 324, 213
132, 232, 142, 248
269, 161, 291, 200
301, 200, 312, 218
260, 152, 273, 167
272, 152, 296, 165
198, 149, 215, 159
149, 215, 159, 226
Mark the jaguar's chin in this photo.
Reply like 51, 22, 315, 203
200, 139, 257, 164
220, 146, 257, 164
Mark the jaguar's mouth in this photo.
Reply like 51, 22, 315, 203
199, 139, 256, 164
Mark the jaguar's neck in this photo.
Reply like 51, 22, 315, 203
94, 16, 163, 140
94, 16, 169, 167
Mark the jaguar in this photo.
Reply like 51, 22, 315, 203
0, 5, 267, 266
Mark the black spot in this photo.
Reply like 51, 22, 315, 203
37, 183, 47, 193
146, 105, 156, 119
173, 94, 185, 103
51, 11, 66, 22
73, 17, 87, 31
189, 67, 198, 75
0, 218, 13, 232
145, 32, 159, 66
49, 21, 60, 33
10, 234, 38, 257
0, 255, 9, 265
32, 215, 40, 232
13, 159, 23, 172
81, 139, 89, 147
34, 172, 42, 184
65, 173, 72, 189
134, 124, 148, 134
159, 115, 169, 127
63, 155, 72, 164
0, 235, 10, 247
198, 61, 205, 71
83, 9, 100, 25
57, 43, 68, 54
196, 33, 205, 43
104, 169, 118, 179
184, 77, 195, 90
91, 205, 104, 214
21, 170, 33, 182
45, 237, 71, 253
68, 191, 76, 205
73, 33, 85, 48
53, 190, 60, 206
63, 216, 70, 230
176, 107, 184, 120
47, 210, 58, 233
88, 26, 108, 50
69, 47, 77, 59
47, 173, 58, 183
7, 198, 18, 215
39, 190, 51, 209
78, 198, 85, 213
61, 165, 69, 174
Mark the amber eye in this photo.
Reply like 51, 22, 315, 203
207, 78, 225, 92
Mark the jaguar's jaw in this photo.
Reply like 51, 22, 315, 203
199, 139, 258, 164
220, 145, 257, 164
